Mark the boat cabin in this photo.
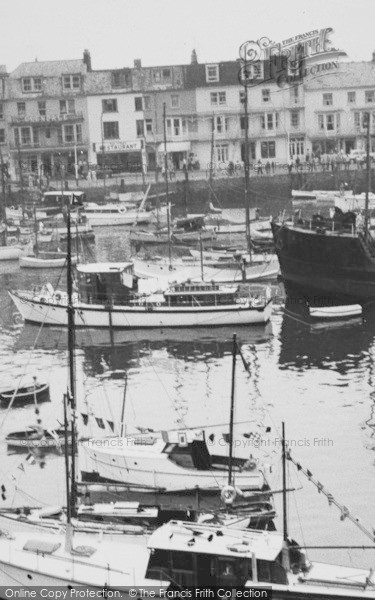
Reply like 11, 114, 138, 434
77, 263, 137, 305
145, 521, 289, 586
174, 216, 206, 232
41, 191, 86, 214
165, 282, 239, 306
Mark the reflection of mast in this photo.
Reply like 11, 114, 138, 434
243, 59, 252, 262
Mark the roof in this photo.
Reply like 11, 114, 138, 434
10, 59, 86, 78
305, 61, 375, 90
77, 262, 133, 274
148, 521, 284, 561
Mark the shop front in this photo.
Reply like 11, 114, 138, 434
157, 141, 191, 171
95, 140, 143, 173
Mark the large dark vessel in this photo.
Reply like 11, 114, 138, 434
273, 110, 375, 304
271, 215, 375, 303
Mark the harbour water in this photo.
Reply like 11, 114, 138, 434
1, 222, 375, 573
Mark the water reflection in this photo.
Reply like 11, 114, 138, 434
15, 323, 274, 375
278, 298, 375, 373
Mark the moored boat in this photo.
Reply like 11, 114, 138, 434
309, 304, 363, 320
0, 381, 50, 407
19, 252, 78, 269
10, 261, 273, 328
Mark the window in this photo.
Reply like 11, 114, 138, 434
214, 116, 227, 134
244, 63, 263, 81
145, 119, 153, 134
262, 89, 270, 102
261, 112, 279, 130
103, 121, 119, 139
60, 99, 75, 115
0, 102, 3, 120
17, 102, 26, 117
152, 70, 161, 83
290, 86, 299, 104
102, 99, 118, 112
111, 70, 131, 88
143, 96, 151, 110
347, 91, 356, 104
16, 127, 31, 145
136, 120, 144, 137
171, 95, 180, 108
291, 111, 300, 128
365, 91, 375, 103
166, 118, 187, 137
62, 74, 81, 90
318, 113, 340, 131
239, 91, 246, 105
210, 91, 226, 106
216, 144, 228, 162
64, 124, 74, 142
261, 141, 275, 158
22, 77, 42, 92
0, 129, 5, 144
38, 101, 46, 117
135, 97, 143, 111
163, 68, 171, 80
289, 137, 305, 156
45, 128, 51, 139
323, 93, 333, 106
205, 64, 219, 83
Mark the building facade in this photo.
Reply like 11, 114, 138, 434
0, 50, 374, 180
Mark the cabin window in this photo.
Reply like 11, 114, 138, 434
216, 557, 251, 586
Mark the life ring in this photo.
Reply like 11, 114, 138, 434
9, 206, 15, 211
155, 302, 161, 307
221, 485, 237, 505
54, 293, 62, 303
243, 458, 258, 471
39, 297, 48, 304
118, 206, 126, 214
169, 265, 173, 272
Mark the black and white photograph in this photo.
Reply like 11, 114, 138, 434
0, 0, 375, 597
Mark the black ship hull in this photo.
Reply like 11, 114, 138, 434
271, 221, 375, 303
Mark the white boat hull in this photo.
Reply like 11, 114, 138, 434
0, 245, 25, 261
9, 291, 272, 327
309, 304, 362, 320
83, 211, 152, 226
19, 255, 78, 269
81, 445, 266, 491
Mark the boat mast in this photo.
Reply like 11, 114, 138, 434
243, 60, 252, 262
282, 421, 288, 541
66, 182, 77, 521
163, 103, 172, 269
364, 112, 371, 232
209, 114, 215, 210
228, 334, 237, 486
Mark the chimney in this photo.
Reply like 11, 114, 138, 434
83, 49, 92, 72
191, 49, 198, 65
372, 50, 375, 63
134, 59, 142, 69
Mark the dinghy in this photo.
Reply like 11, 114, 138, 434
309, 304, 362, 320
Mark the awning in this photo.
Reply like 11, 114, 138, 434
157, 141, 191, 153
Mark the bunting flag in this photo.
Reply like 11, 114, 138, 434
81, 413, 89, 426
243, 431, 262, 444
26, 453, 36, 465
17, 464, 25, 472
287, 447, 375, 543
107, 421, 114, 432
95, 418, 105, 429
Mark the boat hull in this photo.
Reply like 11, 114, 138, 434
272, 221, 375, 303
0, 245, 25, 260
19, 255, 78, 268
83, 211, 152, 226
0, 383, 50, 407
9, 291, 272, 328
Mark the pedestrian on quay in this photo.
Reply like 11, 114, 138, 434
257, 159, 263, 175
265, 161, 271, 175
271, 161, 276, 174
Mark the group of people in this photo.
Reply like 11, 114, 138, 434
256, 160, 277, 175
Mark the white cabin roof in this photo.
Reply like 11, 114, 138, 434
147, 521, 284, 561
77, 262, 133, 274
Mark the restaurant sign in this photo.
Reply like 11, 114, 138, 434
95, 140, 142, 153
